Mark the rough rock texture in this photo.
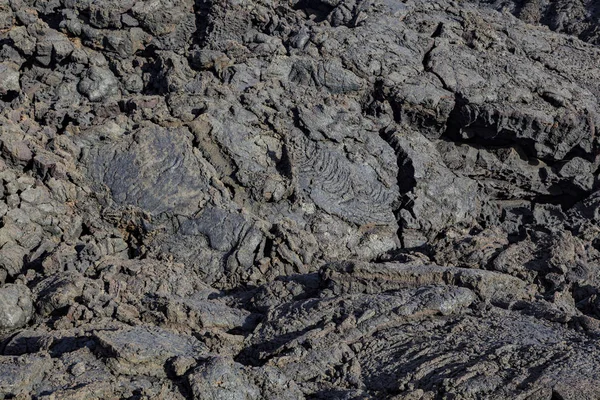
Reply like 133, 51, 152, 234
0, 284, 33, 330
1, 0, 600, 398
471, 0, 600, 44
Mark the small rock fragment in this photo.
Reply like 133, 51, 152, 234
78, 66, 119, 102
0, 284, 33, 331
0, 62, 20, 94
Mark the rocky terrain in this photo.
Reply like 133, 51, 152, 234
1, 0, 600, 398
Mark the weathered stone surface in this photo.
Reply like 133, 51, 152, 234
94, 326, 209, 377
34, 272, 87, 316
0, 355, 51, 397
472, 0, 600, 46
78, 66, 120, 102
187, 356, 304, 400
322, 261, 530, 304
2, 0, 600, 398
0, 284, 33, 331
187, 356, 261, 400
86, 124, 213, 216
0, 62, 20, 95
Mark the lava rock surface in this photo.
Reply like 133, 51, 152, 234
1, 0, 600, 398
